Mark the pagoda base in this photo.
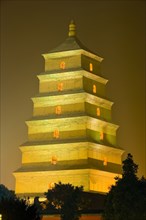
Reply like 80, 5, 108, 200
14, 168, 118, 195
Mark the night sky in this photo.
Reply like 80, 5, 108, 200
1, 0, 145, 190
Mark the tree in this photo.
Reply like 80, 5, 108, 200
104, 153, 146, 220
45, 182, 84, 220
0, 184, 40, 220
0, 184, 15, 201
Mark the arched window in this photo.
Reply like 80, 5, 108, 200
51, 155, 57, 165
60, 61, 65, 69
89, 63, 93, 72
53, 129, 59, 138
58, 82, 63, 91
103, 157, 107, 166
55, 106, 62, 115
93, 84, 96, 93
48, 182, 55, 189
96, 107, 100, 117
100, 131, 104, 140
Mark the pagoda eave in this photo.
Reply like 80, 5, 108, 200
37, 69, 108, 85
14, 159, 122, 175
42, 49, 103, 62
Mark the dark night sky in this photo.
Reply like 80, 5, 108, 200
1, 0, 145, 190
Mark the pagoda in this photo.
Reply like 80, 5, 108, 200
14, 21, 124, 197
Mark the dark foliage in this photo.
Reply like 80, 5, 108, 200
44, 182, 84, 220
104, 153, 146, 220
0, 184, 15, 201
0, 184, 40, 220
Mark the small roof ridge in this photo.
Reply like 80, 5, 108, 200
46, 21, 99, 56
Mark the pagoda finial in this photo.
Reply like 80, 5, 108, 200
68, 20, 76, 37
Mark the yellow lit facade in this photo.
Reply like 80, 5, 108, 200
14, 21, 124, 197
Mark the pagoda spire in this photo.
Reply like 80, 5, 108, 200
68, 20, 76, 37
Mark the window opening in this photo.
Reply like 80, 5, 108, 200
100, 131, 104, 140
93, 84, 96, 93
48, 182, 55, 189
53, 129, 59, 138
51, 155, 57, 165
60, 61, 65, 69
56, 106, 62, 115
97, 107, 100, 117
89, 63, 93, 72
103, 157, 107, 166
58, 82, 63, 91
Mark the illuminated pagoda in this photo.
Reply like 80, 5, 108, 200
14, 21, 124, 197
